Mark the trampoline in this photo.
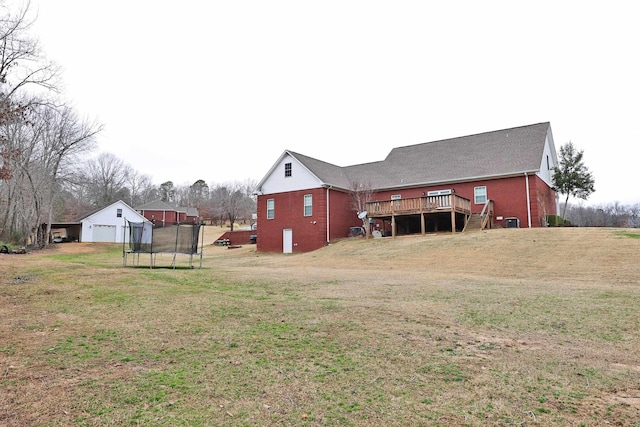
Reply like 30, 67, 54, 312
123, 220, 204, 269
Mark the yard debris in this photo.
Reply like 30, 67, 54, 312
11, 274, 38, 285
1, 245, 27, 255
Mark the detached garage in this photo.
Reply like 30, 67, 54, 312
79, 200, 150, 243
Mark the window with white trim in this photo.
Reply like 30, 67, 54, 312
116, 208, 122, 218
284, 162, 292, 177
303, 194, 312, 216
267, 198, 275, 219
474, 186, 487, 204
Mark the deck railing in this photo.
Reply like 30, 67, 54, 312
366, 194, 471, 216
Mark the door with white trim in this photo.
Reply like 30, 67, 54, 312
283, 229, 292, 254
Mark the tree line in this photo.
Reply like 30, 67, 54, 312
62, 151, 257, 231
561, 202, 640, 228
0, 2, 102, 246
0, 3, 256, 246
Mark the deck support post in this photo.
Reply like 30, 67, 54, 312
391, 215, 396, 238
451, 210, 456, 234
420, 213, 425, 236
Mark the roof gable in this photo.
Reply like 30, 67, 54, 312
256, 151, 324, 194
78, 200, 149, 223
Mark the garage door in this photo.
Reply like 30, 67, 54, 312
93, 224, 116, 242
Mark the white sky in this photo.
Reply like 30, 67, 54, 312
12, 1, 640, 205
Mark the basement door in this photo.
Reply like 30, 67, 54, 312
283, 229, 292, 254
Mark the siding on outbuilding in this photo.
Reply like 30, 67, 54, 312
79, 200, 150, 243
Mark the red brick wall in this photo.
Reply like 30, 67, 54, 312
257, 176, 557, 253
139, 210, 195, 225
371, 175, 557, 228
530, 175, 558, 226
328, 190, 359, 240
139, 209, 178, 225
215, 230, 256, 245
257, 188, 360, 253
257, 188, 328, 253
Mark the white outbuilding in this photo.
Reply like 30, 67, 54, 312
79, 200, 151, 243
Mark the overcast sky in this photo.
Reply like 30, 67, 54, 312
11, 0, 640, 205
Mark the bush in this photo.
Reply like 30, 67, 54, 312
546, 215, 572, 227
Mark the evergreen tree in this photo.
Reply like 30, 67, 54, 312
553, 142, 595, 219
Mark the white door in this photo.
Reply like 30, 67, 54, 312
283, 229, 292, 254
93, 224, 116, 242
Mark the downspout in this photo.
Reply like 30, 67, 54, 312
326, 187, 331, 244
525, 172, 532, 228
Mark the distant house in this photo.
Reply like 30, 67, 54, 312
254, 122, 559, 253
136, 200, 199, 226
79, 200, 150, 243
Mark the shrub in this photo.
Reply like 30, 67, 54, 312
546, 215, 572, 227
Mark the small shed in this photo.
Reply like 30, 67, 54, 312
79, 200, 151, 243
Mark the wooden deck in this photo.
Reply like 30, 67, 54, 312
366, 194, 471, 217
365, 195, 492, 236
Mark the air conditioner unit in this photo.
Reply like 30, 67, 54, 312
505, 217, 520, 228
427, 189, 453, 196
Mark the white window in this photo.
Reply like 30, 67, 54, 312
284, 162, 292, 177
303, 194, 312, 216
116, 208, 122, 218
390, 194, 402, 200
474, 186, 487, 204
267, 198, 275, 219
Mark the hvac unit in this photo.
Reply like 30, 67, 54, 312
505, 217, 520, 228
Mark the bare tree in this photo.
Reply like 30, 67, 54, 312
126, 169, 156, 207
0, 2, 60, 99
83, 152, 131, 207
0, 1, 79, 246
0, 103, 100, 245
561, 201, 640, 228
209, 181, 256, 231
349, 179, 374, 237
0, 1, 60, 181
36, 105, 100, 245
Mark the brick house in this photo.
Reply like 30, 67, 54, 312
254, 122, 559, 253
136, 200, 199, 226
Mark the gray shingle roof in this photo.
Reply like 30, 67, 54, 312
178, 206, 199, 217
135, 199, 177, 211
290, 122, 551, 191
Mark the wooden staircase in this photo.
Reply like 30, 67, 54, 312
463, 200, 494, 232
463, 214, 484, 231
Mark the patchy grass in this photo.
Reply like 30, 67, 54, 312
617, 230, 640, 239
1, 227, 639, 425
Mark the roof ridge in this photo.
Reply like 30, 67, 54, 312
387, 122, 549, 155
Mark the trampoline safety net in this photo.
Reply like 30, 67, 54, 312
126, 221, 203, 268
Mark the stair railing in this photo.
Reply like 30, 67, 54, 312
480, 200, 493, 230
